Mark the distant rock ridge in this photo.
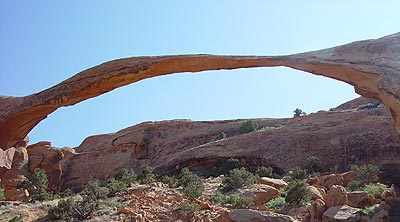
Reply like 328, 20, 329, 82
7, 97, 399, 193
1, 33, 400, 149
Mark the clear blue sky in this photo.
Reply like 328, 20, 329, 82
1, 1, 399, 147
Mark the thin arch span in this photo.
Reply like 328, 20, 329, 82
0, 32, 400, 149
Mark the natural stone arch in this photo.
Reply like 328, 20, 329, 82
0, 32, 400, 149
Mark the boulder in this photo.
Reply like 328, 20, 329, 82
0, 147, 29, 201
341, 171, 356, 187
218, 209, 298, 222
308, 186, 323, 201
316, 174, 344, 189
322, 205, 363, 222
325, 185, 348, 208
258, 177, 288, 189
371, 209, 390, 222
239, 184, 280, 206
26, 142, 65, 192
347, 191, 374, 208
0, 148, 16, 170
310, 199, 326, 221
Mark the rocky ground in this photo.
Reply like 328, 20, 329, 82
0, 171, 399, 222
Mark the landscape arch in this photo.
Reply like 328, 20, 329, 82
0, 32, 400, 149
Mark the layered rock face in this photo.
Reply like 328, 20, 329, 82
19, 97, 400, 192
1, 33, 400, 149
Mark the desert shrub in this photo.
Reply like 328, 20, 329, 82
291, 166, 306, 180
347, 180, 365, 192
293, 108, 306, 117
351, 164, 380, 187
239, 120, 259, 134
178, 203, 200, 219
106, 178, 127, 197
222, 168, 258, 192
81, 179, 109, 201
59, 188, 72, 198
228, 194, 252, 209
255, 166, 273, 177
114, 168, 136, 186
207, 193, 252, 209
304, 156, 323, 175
267, 197, 287, 209
8, 214, 23, 222
28, 168, 56, 202
362, 205, 380, 218
357, 102, 381, 110
141, 166, 156, 185
217, 132, 227, 140
48, 198, 75, 221
161, 175, 178, 188
177, 168, 204, 200
285, 179, 311, 206
73, 180, 109, 220
363, 183, 386, 198
178, 168, 195, 186
183, 179, 204, 200
211, 158, 242, 176
0, 188, 5, 201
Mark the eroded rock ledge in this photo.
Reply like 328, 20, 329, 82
1, 32, 400, 149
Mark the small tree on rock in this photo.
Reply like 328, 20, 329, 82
293, 108, 306, 117
239, 120, 259, 134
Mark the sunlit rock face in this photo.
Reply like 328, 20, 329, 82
17, 97, 400, 191
0, 33, 400, 149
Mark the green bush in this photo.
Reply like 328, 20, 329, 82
48, 198, 75, 221
8, 214, 23, 222
228, 194, 252, 209
0, 188, 5, 201
48, 179, 110, 221
222, 168, 258, 192
211, 158, 242, 176
161, 175, 178, 188
357, 102, 381, 110
59, 188, 72, 198
177, 168, 204, 200
81, 179, 109, 202
363, 183, 386, 198
255, 166, 273, 178
267, 197, 287, 209
351, 164, 380, 186
27, 168, 56, 202
304, 156, 323, 175
207, 193, 252, 209
74, 180, 109, 220
141, 166, 156, 185
362, 205, 380, 218
114, 168, 136, 186
106, 178, 127, 197
178, 203, 200, 219
293, 108, 306, 117
291, 166, 306, 180
239, 120, 259, 134
217, 132, 227, 140
285, 179, 311, 206
183, 179, 204, 200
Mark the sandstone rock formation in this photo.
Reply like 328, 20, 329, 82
322, 205, 363, 222
11, 97, 400, 192
218, 209, 298, 222
1, 33, 400, 150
